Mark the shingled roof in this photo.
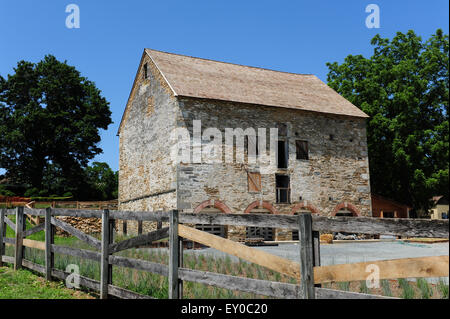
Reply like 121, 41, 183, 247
145, 49, 368, 118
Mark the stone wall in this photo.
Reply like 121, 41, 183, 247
118, 53, 178, 227
176, 97, 371, 240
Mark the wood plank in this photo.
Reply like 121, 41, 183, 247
169, 210, 179, 299
315, 288, 397, 299
108, 219, 114, 286
22, 259, 46, 273
51, 217, 101, 250
178, 224, 300, 280
51, 268, 100, 291
0, 209, 5, 267
109, 210, 168, 222
314, 255, 449, 283
51, 208, 103, 218
23, 223, 45, 238
179, 237, 184, 299
179, 213, 298, 230
179, 213, 449, 238
100, 209, 110, 299
49, 208, 168, 222
23, 208, 45, 217
137, 221, 143, 235
52, 245, 101, 261
1, 255, 14, 264
299, 213, 315, 299
108, 284, 154, 299
4, 216, 15, 230
17, 209, 449, 238
108, 227, 169, 254
109, 255, 169, 276
178, 268, 300, 299
3, 237, 15, 245
23, 239, 46, 250
45, 207, 53, 280
312, 216, 449, 238
14, 207, 24, 270
313, 230, 321, 289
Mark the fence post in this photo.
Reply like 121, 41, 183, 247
137, 220, 143, 235
122, 220, 127, 235
313, 230, 321, 288
298, 213, 315, 299
100, 209, 110, 299
178, 236, 184, 299
14, 207, 24, 270
108, 215, 115, 286
169, 209, 179, 299
0, 208, 5, 267
45, 207, 54, 280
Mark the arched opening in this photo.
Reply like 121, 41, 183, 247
291, 201, 320, 240
331, 202, 361, 217
244, 201, 277, 242
193, 200, 231, 238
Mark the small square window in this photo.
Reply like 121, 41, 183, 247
296, 140, 309, 160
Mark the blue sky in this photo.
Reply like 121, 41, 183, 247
0, 0, 448, 172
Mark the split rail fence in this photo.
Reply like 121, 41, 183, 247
0, 207, 448, 299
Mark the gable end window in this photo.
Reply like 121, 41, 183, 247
143, 63, 148, 79
296, 140, 309, 160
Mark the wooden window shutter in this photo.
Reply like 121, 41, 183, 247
248, 172, 261, 192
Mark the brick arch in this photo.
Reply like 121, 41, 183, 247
193, 199, 232, 214
291, 201, 321, 215
244, 200, 278, 214
331, 201, 361, 217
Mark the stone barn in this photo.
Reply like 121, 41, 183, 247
117, 49, 371, 241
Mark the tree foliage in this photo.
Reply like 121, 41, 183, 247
0, 55, 112, 197
327, 29, 449, 210
83, 162, 118, 200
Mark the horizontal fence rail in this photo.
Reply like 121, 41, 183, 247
1, 207, 448, 300
5, 208, 448, 238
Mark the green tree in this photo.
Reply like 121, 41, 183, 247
83, 162, 118, 200
326, 29, 449, 211
0, 55, 112, 196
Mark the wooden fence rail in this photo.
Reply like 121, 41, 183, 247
9, 208, 448, 238
0, 207, 448, 299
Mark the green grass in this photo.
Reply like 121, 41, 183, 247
399, 278, 416, 299
359, 281, 370, 294
337, 281, 350, 291
381, 279, 393, 297
417, 278, 433, 299
0, 266, 94, 299
437, 279, 449, 299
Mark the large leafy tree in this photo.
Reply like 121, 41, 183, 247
327, 29, 449, 211
0, 55, 112, 196
83, 162, 118, 200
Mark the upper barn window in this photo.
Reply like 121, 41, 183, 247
296, 140, 309, 160
143, 63, 148, 79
